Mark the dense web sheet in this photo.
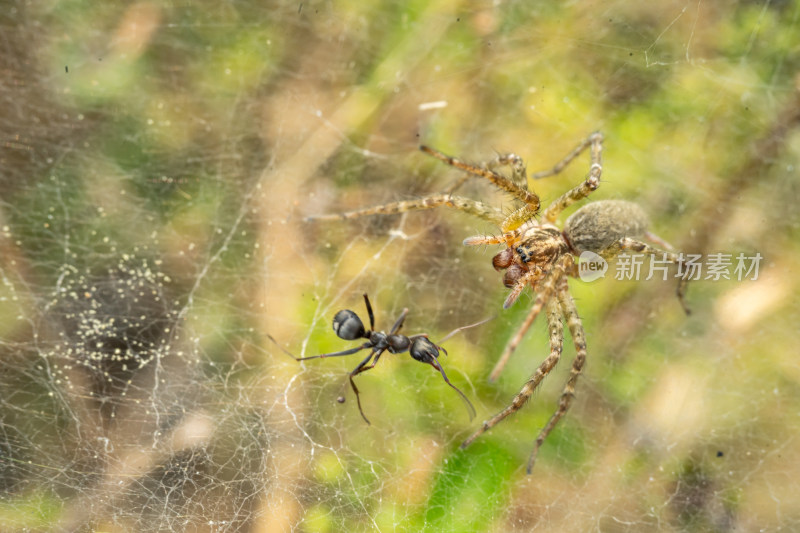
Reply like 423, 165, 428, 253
2, 1, 800, 531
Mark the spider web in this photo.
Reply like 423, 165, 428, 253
2, 0, 800, 531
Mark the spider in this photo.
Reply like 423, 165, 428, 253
269, 293, 477, 424
307, 133, 690, 472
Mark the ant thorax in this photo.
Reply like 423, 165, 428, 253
386, 334, 410, 353
492, 225, 569, 289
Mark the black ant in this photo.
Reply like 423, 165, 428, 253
269, 294, 479, 424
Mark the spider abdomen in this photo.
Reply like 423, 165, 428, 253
563, 200, 649, 254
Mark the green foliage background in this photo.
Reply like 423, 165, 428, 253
1, 0, 799, 531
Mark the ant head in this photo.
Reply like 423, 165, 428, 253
332, 309, 366, 340
409, 337, 440, 364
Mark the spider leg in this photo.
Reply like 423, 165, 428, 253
463, 233, 506, 246
426, 145, 539, 233
500, 204, 541, 233
348, 348, 387, 425
502, 266, 542, 310
420, 145, 540, 210
427, 147, 540, 233
537, 132, 604, 223
604, 237, 692, 315
305, 193, 505, 225
491, 256, 571, 380
442, 152, 526, 195
644, 230, 674, 250
488, 152, 528, 186
530, 132, 603, 180
461, 298, 563, 449
527, 282, 587, 473
463, 223, 530, 248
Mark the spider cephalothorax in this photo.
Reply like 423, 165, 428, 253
487, 224, 571, 307
307, 133, 690, 472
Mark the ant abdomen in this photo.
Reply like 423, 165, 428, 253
332, 309, 366, 340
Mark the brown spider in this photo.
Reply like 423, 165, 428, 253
308, 133, 689, 472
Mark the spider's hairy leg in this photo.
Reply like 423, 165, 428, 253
462, 222, 528, 247
536, 132, 604, 223
420, 145, 540, 211
527, 284, 587, 473
489, 152, 527, 184
491, 255, 572, 380
305, 193, 505, 226
502, 267, 540, 310
442, 152, 527, 195
500, 204, 541, 233
503, 252, 573, 310
448, 149, 536, 233
462, 233, 506, 246
644, 230, 674, 251
442, 146, 540, 233
461, 299, 563, 450
605, 237, 692, 315
530, 131, 603, 180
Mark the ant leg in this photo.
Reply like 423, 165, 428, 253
362, 293, 375, 331
428, 359, 476, 420
267, 335, 369, 361
348, 349, 387, 424
389, 308, 409, 335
